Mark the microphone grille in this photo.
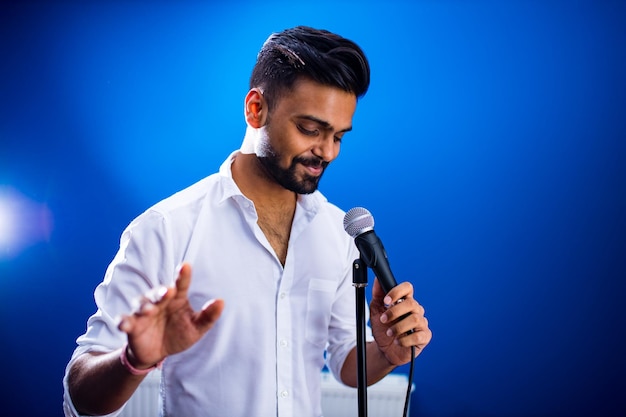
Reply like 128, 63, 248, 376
343, 207, 375, 238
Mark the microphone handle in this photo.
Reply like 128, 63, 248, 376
354, 230, 398, 293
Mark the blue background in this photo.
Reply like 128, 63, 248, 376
1, 1, 625, 416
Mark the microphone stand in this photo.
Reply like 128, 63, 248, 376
352, 257, 368, 417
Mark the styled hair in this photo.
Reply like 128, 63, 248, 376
249, 26, 370, 111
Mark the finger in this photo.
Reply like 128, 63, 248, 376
381, 298, 424, 324
382, 302, 427, 340
174, 263, 193, 296
119, 299, 160, 333
144, 285, 169, 304
118, 314, 135, 333
128, 285, 170, 316
394, 314, 422, 337
401, 320, 432, 350
394, 316, 431, 345
383, 281, 414, 306
385, 316, 416, 338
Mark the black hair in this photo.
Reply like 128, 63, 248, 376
249, 26, 370, 111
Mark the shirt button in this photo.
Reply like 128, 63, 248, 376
280, 292, 287, 299
280, 390, 289, 398
280, 339, 288, 347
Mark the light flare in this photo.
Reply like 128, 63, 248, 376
0, 186, 53, 260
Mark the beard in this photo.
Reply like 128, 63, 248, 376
257, 150, 329, 194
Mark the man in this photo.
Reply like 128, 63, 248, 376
63, 26, 431, 417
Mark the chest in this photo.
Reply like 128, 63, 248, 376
256, 207, 294, 265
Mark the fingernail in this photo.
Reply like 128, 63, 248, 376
386, 329, 393, 337
158, 285, 167, 297
146, 286, 167, 303
130, 297, 141, 313
380, 314, 388, 324
384, 296, 392, 306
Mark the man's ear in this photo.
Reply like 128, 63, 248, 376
244, 88, 267, 128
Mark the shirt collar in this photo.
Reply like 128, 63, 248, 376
217, 150, 328, 215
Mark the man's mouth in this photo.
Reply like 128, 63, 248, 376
298, 158, 328, 176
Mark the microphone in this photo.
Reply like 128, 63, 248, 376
343, 207, 398, 293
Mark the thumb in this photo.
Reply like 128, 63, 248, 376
372, 277, 386, 300
194, 298, 225, 330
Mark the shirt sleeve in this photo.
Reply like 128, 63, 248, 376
63, 209, 176, 416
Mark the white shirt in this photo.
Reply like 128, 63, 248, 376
63, 151, 371, 417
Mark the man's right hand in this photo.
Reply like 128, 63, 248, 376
118, 262, 225, 369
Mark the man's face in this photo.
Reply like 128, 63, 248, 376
255, 78, 357, 194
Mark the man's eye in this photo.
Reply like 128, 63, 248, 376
334, 133, 346, 143
297, 125, 318, 136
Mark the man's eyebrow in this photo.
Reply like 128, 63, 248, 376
297, 115, 353, 133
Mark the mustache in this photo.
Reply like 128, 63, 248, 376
294, 156, 329, 169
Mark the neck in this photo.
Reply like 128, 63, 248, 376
239, 125, 261, 155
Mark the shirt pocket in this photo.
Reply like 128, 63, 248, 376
305, 279, 337, 347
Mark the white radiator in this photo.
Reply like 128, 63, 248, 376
120, 369, 411, 417
320, 371, 412, 417
119, 369, 161, 417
